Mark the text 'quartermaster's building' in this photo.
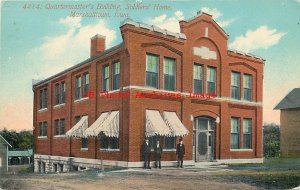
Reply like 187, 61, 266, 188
32, 12, 264, 173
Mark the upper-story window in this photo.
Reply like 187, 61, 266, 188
164, 58, 176, 91
243, 74, 252, 101
83, 73, 89, 97
39, 121, 48, 137
146, 54, 159, 89
103, 65, 110, 91
75, 76, 82, 100
39, 88, 48, 109
207, 67, 216, 94
55, 119, 65, 136
231, 72, 240, 100
193, 64, 203, 93
75, 73, 89, 100
112, 62, 120, 90
54, 81, 66, 105
230, 117, 240, 149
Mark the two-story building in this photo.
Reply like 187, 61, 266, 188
32, 12, 264, 173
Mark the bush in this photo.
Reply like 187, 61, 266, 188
263, 123, 280, 158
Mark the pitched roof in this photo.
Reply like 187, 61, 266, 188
0, 134, 12, 147
8, 149, 33, 157
274, 88, 300, 110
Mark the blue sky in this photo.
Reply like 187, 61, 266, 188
1, 0, 300, 131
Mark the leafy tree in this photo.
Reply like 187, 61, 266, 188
0, 128, 33, 150
263, 123, 280, 158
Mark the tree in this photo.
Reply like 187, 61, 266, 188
263, 123, 280, 158
0, 128, 33, 150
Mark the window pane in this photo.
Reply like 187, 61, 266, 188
75, 76, 81, 99
231, 72, 240, 99
61, 82, 66, 103
243, 134, 251, 149
83, 73, 89, 97
39, 90, 43, 109
55, 84, 60, 105
207, 68, 216, 94
111, 137, 119, 149
164, 58, 176, 91
146, 54, 158, 73
164, 136, 176, 149
193, 64, 203, 93
193, 79, 203, 93
231, 118, 240, 149
39, 123, 43, 136
44, 89, 48, 108
243, 75, 252, 101
243, 75, 252, 88
113, 62, 120, 90
81, 138, 88, 148
146, 72, 158, 88
43, 122, 48, 136
55, 120, 59, 135
100, 133, 109, 149
103, 66, 109, 91
207, 67, 216, 82
60, 119, 65, 135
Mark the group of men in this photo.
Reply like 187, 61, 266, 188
141, 138, 185, 169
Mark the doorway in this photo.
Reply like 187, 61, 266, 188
194, 117, 215, 161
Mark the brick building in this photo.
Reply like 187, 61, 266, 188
32, 12, 264, 172
274, 88, 300, 157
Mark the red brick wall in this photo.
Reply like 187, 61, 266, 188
33, 13, 264, 162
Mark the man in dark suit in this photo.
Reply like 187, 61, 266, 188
154, 140, 162, 168
142, 138, 151, 169
176, 138, 185, 168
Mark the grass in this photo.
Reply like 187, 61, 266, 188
217, 158, 300, 189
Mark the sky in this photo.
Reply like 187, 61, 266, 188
1, 0, 300, 131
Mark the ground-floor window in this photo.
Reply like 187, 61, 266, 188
164, 136, 176, 149
100, 133, 119, 149
148, 136, 159, 149
231, 117, 240, 149
81, 138, 88, 149
243, 118, 252, 149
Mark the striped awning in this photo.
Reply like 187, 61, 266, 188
84, 112, 110, 137
65, 116, 88, 138
145, 110, 170, 137
163, 111, 189, 137
98, 111, 119, 138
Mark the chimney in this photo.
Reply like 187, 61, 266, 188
90, 34, 106, 58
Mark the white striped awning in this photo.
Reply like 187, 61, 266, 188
163, 112, 189, 137
84, 112, 110, 137
145, 110, 170, 137
65, 116, 88, 138
99, 111, 119, 138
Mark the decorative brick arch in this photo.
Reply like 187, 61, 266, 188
229, 62, 257, 72
141, 42, 183, 56
191, 109, 219, 120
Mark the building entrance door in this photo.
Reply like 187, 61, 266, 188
194, 117, 215, 162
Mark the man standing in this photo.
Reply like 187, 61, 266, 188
154, 140, 162, 168
176, 138, 185, 168
142, 138, 151, 169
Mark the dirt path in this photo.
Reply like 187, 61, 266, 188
0, 168, 264, 190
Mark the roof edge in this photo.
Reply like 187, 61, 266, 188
32, 43, 124, 90
0, 134, 12, 148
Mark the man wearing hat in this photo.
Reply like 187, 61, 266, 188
176, 138, 185, 168
154, 140, 162, 168
142, 138, 151, 169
